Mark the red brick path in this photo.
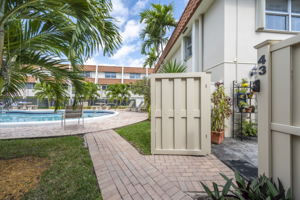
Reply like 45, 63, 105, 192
86, 130, 234, 200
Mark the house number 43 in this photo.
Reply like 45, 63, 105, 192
258, 55, 267, 75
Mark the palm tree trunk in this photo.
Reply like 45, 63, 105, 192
0, 0, 6, 69
48, 98, 50, 108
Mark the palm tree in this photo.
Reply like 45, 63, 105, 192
34, 81, 68, 110
106, 84, 130, 106
158, 60, 187, 73
83, 82, 100, 106
140, 3, 176, 62
0, 0, 121, 103
143, 47, 158, 68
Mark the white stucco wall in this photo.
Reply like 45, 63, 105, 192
203, 0, 225, 71
169, 46, 182, 63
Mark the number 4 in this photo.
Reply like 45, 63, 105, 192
258, 55, 266, 65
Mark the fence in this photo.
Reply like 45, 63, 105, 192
256, 35, 300, 198
150, 72, 211, 155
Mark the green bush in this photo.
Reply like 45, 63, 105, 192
242, 120, 257, 137
200, 172, 292, 200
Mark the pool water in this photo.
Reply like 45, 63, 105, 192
0, 110, 114, 123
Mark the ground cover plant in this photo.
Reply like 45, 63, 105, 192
115, 120, 151, 155
0, 136, 101, 200
200, 172, 292, 200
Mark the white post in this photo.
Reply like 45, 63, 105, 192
121, 66, 124, 84
255, 40, 279, 177
198, 16, 203, 72
95, 65, 98, 84
192, 19, 199, 72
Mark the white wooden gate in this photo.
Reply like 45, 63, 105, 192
150, 73, 211, 155
256, 36, 300, 198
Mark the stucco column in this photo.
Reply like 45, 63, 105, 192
95, 65, 98, 84
121, 66, 124, 84
192, 19, 200, 72
198, 16, 203, 72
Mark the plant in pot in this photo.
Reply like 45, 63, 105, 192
241, 78, 249, 87
247, 91, 254, 98
238, 101, 248, 112
235, 88, 247, 99
211, 82, 232, 144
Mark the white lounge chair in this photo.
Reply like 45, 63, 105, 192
127, 101, 135, 111
61, 105, 84, 127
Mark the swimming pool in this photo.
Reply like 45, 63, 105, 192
0, 110, 115, 123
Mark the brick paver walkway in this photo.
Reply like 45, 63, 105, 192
0, 111, 147, 139
86, 130, 234, 200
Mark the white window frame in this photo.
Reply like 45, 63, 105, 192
184, 35, 192, 61
129, 73, 141, 79
265, 0, 300, 32
105, 72, 117, 79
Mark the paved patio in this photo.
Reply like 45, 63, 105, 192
212, 138, 258, 180
0, 111, 147, 139
86, 130, 234, 200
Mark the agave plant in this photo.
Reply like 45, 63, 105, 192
200, 172, 293, 200
158, 60, 187, 73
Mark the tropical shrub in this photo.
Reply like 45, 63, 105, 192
130, 78, 150, 117
106, 84, 130, 105
34, 81, 68, 111
211, 82, 232, 132
200, 172, 292, 200
74, 82, 100, 106
242, 120, 257, 137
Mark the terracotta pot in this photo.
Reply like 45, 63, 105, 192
245, 107, 253, 113
211, 131, 225, 144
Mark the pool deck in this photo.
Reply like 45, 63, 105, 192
0, 110, 148, 140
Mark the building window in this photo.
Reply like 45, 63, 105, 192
101, 85, 107, 90
130, 73, 141, 79
26, 83, 35, 89
82, 71, 92, 78
105, 72, 116, 78
266, 0, 300, 31
184, 35, 192, 60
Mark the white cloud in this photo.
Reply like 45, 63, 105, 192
132, 0, 149, 14
127, 57, 145, 67
111, 44, 138, 60
85, 57, 97, 65
121, 20, 144, 43
111, 0, 129, 27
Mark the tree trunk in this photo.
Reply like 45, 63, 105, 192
0, 0, 6, 69
48, 98, 50, 109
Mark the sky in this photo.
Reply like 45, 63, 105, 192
85, 0, 188, 67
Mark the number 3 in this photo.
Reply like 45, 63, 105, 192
259, 66, 266, 75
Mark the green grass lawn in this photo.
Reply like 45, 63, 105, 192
0, 136, 101, 200
115, 120, 151, 155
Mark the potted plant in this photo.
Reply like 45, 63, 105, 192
241, 78, 249, 87
235, 88, 247, 99
211, 82, 232, 144
238, 101, 248, 112
247, 91, 254, 99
